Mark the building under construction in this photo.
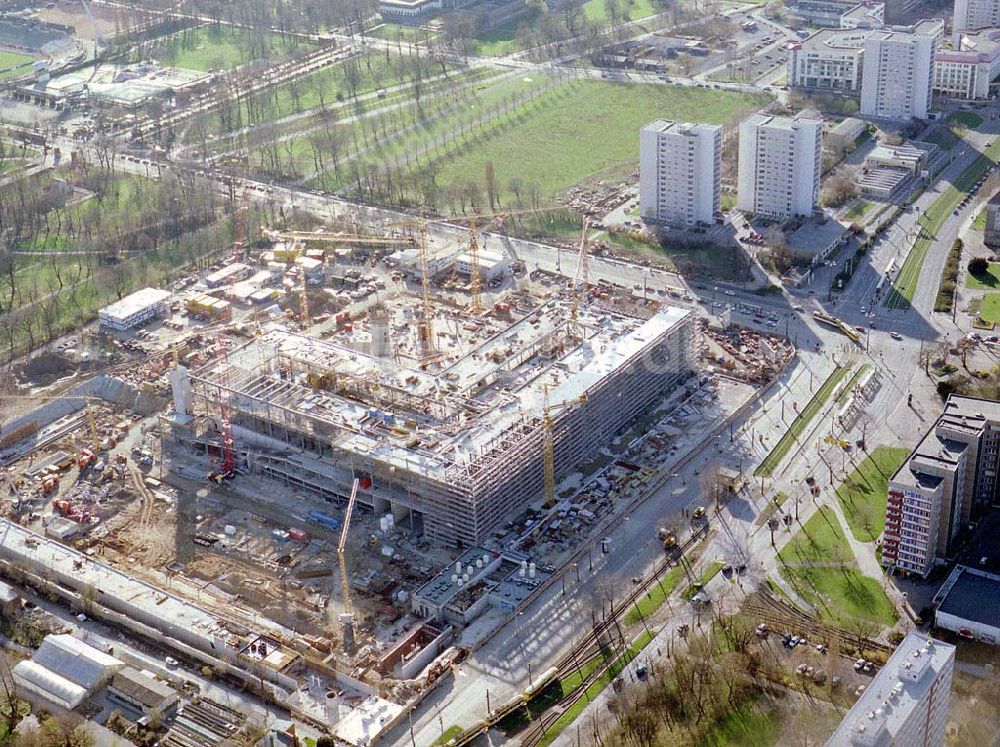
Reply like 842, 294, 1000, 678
167, 297, 697, 546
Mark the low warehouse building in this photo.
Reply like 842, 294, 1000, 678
98, 288, 171, 331
107, 667, 178, 715
933, 566, 1000, 644
13, 634, 123, 710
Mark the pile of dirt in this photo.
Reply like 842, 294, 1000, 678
18, 352, 78, 387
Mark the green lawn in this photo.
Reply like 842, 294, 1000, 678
886, 137, 1000, 308
538, 630, 656, 746
755, 364, 852, 478
153, 25, 312, 71
977, 293, 1000, 324
923, 127, 960, 150
432, 725, 463, 745
471, 27, 522, 56
973, 206, 988, 231
778, 507, 897, 628
368, 23, 438, 43
700, 703, 779, 747
582, 0, 663, 22
0, 49, 33, 80
682, 560, 726, 600
432, 80, 769, 206
950, 110, 984, 129
835, 446, 909, 542
845, 200, 873, 221
625, 565, 685, 623
836, 363, 872, 404
967, 261, 1000, 289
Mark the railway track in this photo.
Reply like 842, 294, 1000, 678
448, 528, 708, 747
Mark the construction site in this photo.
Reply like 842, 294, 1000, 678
0, 207, 799, 744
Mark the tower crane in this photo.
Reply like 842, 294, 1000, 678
466, 217, 483, 315
207, 344, 236, 483
386, 220, 435, 362
299, 268, 310, 330
232, 185, 252, 259
541, 386, 588, 508
337, 477, 361, 653
571, 217, 590, 325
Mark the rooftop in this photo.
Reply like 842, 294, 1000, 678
787, 220, 848, 255
797, 27, 877, 51
825, 633, 955, 747
935, 566, 1000, 630
194, 302, 693, 480
100, 288, 171, 320
642, 120, 721, 137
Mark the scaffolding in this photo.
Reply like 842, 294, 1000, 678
174, 302, 698, 546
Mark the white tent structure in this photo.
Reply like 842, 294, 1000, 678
13, 634, 123, 709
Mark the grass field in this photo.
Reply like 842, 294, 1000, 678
624, 565, 685, 623
967, 261, 1000, 289
923, 126, 960, 151
886, 137, 1000, 308
537, 630, 655, 746
368, 23, 438, 43
835, 446, 909, 542
582, 0, 663, 22
973, 205, 988, 231
845, 200, 873, 221
950, 110, 984, 129
431, 725, 463, 745
701, 703, 779, 747
471, 27, 522, 56
154, 26, 311, 71
976, 293, 1000, 324
0, 49, 33, 80
431, 80, 768, 206
755, 364, 852, 478
681, 560, 725, 600
778, 507, 897, 628
835, 363, 872, 404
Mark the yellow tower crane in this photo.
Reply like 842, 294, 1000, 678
299, 268, 310, 330
386, 220, 435, 361
571, 217, 590, 325
541, 386, 588, 507
466, 217, 483, 315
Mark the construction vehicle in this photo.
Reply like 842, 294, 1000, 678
658, 525, 677, 551
337, 478, 361, 653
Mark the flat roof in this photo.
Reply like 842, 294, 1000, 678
936, 567, 1000, 630
798, 28, 876, 51
788, 220, 847, 253
826, 633, 955, 746
642, 120, 721, 137
196, 302, 693, 479
99, 288, 170, 320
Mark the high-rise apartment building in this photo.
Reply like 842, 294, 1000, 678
826, 633, 955, 747
736, 113, 822, 219
883, 395, 1000, 577
954, 0, 1000, 42
860, 26, 935, 120
639, 121, 721, 226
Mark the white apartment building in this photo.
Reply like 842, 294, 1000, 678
934, 28, 1000, 99
787, 29, 873, 93
860, 26, 935, 120
639, 120, 721, 226
825, 633, 954, 747
736, 113, 822, 219
954, 0, 1000, 42
883, 396, 1000, 577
